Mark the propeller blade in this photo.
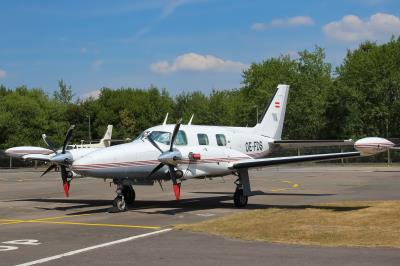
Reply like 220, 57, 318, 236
169, 119, 182, 152
173, 183, 181, 201
42, 134, 57, 153
41, 164, 57, 177
168, 165, 181, 200
147, 136, 164, 153
147, 162, 165, 178
157, 179, 164, 191
168, 165, 177, 184
60, 165, 70, 197
62, 125, 75, 154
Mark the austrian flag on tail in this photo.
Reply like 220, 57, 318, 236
275, 101, 280, 108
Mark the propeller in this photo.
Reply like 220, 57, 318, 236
147, 119, 183, 200
41, 125, 75, 197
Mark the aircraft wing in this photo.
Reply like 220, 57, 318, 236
229, 151, 361, 170
22, 154, 52, 161
271, 139, 354, 149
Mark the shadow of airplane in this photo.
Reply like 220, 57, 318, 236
191, 191, 336, 196
12, 190, 368, 216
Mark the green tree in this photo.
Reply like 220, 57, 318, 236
54, 79, 74, 104
327, 37, 400, 139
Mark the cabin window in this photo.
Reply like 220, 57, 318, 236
197, 133, 209, 145
216, 134, 227, 146
149, 131, 171, 145
174, 130, 188, 145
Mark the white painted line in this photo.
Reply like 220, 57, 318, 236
15, 228, 172, 266
196, 213, 215, 217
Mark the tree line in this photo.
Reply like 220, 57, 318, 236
1, 37, 400, 150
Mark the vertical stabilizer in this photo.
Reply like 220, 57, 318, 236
99, 125, 113, 147
253, 84, 289, 140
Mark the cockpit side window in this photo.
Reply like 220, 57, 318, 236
148, 131, 171, 145
174, 130, 188, 145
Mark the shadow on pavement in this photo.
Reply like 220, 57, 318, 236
12, 191, 368, 216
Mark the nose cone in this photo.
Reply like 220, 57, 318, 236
354, 137, 395, 155
5, 148, 14, 157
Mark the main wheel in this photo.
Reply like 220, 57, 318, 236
122, 185, 135, 204
113, 196, 126, 212
233, 188, 248, 208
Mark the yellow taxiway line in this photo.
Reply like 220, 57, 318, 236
270, 180, 300, 192
0, 214, 161, 230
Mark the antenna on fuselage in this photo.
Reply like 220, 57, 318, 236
162, 113, 169, 125
188, 114, 194, 125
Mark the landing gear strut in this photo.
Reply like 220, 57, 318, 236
111, 180, 136, 212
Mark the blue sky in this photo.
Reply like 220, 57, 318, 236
0, 0, 399, 98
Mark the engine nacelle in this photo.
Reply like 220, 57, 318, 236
354, 137, 394, 156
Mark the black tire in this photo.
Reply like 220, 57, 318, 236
113, 196, 126, 211
122, 185, 136, 204
233, 188, 248, 208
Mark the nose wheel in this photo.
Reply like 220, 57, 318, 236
113, 196, 126, 212
110, 180, 136, 213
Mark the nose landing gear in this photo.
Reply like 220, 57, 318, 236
110, 179, 136, 212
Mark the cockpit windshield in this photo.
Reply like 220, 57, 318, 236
147, 130, 188, 146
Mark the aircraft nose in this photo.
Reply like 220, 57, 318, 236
5, 148, 12, 156
71, 155, 95, 174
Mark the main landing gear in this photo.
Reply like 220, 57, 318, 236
233, 169, 251, 208
111, 179, 136, 212
234, 180, 248, 208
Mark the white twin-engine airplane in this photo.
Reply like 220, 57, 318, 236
37, 85, 394, 212
5, 125, 113, 161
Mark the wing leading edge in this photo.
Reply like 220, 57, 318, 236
230, 151, 361, 170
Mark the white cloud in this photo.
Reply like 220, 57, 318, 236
150, 53, 248, 74
0, 69, 7, 79
251, 16, 314, 31
323, 13, 400, 42
80, 90, 101, 100
80, 47, 88, 53
91, 60, 104, 71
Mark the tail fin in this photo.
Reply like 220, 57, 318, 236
253, 84, 289, 140
99, 125, 113, 147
